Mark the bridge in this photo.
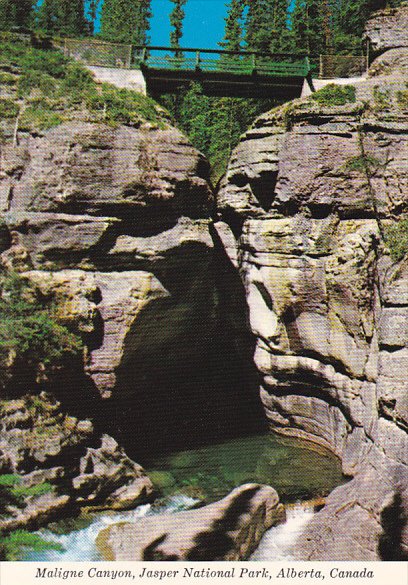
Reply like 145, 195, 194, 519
63, 40, 315, 98
63, 39, 368, 99
138, 47, 312, 98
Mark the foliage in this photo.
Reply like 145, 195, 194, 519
0, 98, 19, 119
0, 272, 83, 389
36, 0, 89, 37
0, 530, 63, 561
343, 154, 380, 173
158, 82, 279, 183
373, 86, 391, 111
0, 0, 34, 31
100, 0, 152, 44
170, 0, 187, 50
384, 219, 408, 262
86, 83, 165, 127
311, 83, 356, 106
0, 40, 167, 130
219, 0, 245, 52
0, 473, 53, 498
396, 88, 408, 110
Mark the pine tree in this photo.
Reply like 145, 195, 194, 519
220, 0, 245, 52
245, 0, 276, 52
87, 0, 101, 35
100, 0, 151, 45
0, 0, 34, 31
269, 0, 292, 53
290, 0, 309, 53
36, 0, 88, 36
170, 0, 187, 49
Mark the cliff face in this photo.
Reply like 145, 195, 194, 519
218, 6, 408, 560
0, 50, 262, 522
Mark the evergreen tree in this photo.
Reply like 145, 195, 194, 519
220, 0, 245, 52
100, 0, 151, 45
290, 0, 309, 53
87, 0, 101, 36
245, 0, 279, 52
0, 0, 34, 31
170, 0, 187, 49
269, 0, 292, 53
36, 0, 88, 36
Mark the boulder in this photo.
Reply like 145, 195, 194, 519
97, 484, 285, 561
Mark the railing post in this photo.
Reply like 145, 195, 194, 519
195, 50, 201, 71
366, 39, 370, 74
305, 55, 310, 76
319, 54, 324, 78
251, 53, 256, 74
142, 47, 147, 65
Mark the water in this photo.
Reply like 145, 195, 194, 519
250, 502, 316, 561
24, 495, 199, 561
144, 432, 344, 503
24, 433, 344, 561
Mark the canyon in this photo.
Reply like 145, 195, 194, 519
0, 5, 407, 560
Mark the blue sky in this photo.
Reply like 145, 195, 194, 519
92, 0, 229, 49
150, 1, 228, 48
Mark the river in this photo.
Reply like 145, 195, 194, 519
24, 432, 344, 561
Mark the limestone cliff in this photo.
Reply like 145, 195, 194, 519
218, 5, 408, 560
0, 43, 261, 524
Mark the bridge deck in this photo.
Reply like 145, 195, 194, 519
135, 47, 311, 98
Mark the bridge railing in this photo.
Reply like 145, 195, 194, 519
134, 46, 311, 78
60, 37, 367, 80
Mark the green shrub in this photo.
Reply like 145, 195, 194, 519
86, 84, 165, 127
373, 86, 391, 111
0, 39, 167, 130
396, 89, 408, 110
0, 530, 63, 560
19, 106, 63, 131
0, 72, 16, 85
18, 71, 59, 98
0, 473, 53, 499
384, 219, 408, 262
311, 84, 356, 107
343, 154, 381, 173
0, 98, 19, 119
0, 474, 20, 488
0, 273, 83, 386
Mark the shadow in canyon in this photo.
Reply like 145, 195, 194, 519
99, 230, 266, 463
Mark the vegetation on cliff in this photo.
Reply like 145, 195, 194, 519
0, 39, 168, 133
0, 273, 83, 392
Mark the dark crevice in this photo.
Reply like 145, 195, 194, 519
249, 171, 278, 211
378, 493, 408, 560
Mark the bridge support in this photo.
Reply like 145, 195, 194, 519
85, 65, 147, 95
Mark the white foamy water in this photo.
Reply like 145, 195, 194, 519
250, 502, 315, 561
25, 495, 198, 561
26, 496, 315, 561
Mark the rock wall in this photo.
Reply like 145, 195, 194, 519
0, 85, 263, 517
218, 6, 408, 560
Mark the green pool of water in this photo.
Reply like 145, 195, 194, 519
144, 432, 345, 504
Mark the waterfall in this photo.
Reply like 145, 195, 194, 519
250, 502, 316, 561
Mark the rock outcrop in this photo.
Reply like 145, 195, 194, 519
0, 43, 262, 524
218, 5, 408, 560
0, 393, 153, 529
97, 484, 285, 561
